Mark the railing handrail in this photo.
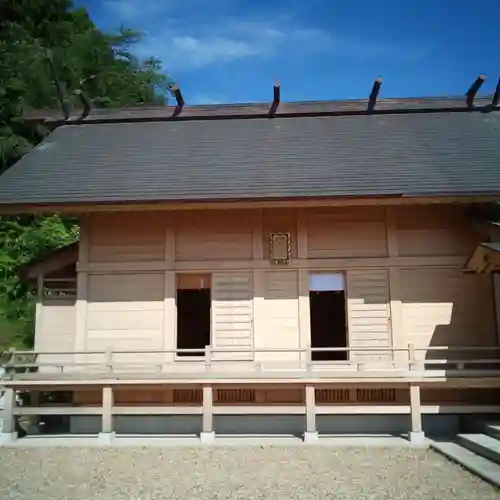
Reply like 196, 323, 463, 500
2, 344, 499, 381
3, 345, 500, 356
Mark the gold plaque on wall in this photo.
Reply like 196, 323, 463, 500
269, 232, 291, 264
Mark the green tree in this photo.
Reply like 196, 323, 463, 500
0, 0, 173, 346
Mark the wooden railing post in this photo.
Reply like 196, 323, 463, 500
304, 384, 318, 442
409, 383, 425, 445
0, 387, 17, 443
306, 345, 312, 372
408, 342, 416, 371
205, 345, 212, 372
97, 386, 115, 444
28, 390, 41, 435
6, 348, 15, 375
201, 385, 215, 444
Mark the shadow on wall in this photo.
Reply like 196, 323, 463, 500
32, 206, 499, 365
79, 263, 498, 361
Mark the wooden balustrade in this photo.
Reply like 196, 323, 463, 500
2, 382, 500, 444
1, 344, 500, 382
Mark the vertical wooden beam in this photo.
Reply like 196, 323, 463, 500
253, 209, 264, 261
165, 217, 176, 266
253, 270, 265, 362
75, 273, 88, 354
252, 210, 264, 362
37, 275, 44, 301
298, 270, 311, 363
75, 215, 90, 358
28, 390, 41, 434
386, 207, 404, 366
304, 384, 318, 442
409, 383, 425, 444
163, 216, 177, 366
0, 387, 17, 442
98, 386, 114, 443
297, 209, 310, 363
35, 275, 44, 350
201, 385, 215, 443
385, 206, 399, 257
163, 272, 176, 365
296, 208, 308, 259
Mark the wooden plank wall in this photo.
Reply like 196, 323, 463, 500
211, 272, 254, 360
35, 298, 76, 371
258, 270, 300, 362
86, 273, 164, 365
55, 203, 497, 370
346, 270, 391, 362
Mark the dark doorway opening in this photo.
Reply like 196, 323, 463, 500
309, 273, 347, 361
176, 288, 211, 357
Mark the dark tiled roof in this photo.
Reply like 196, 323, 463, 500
1, 102, 500, 206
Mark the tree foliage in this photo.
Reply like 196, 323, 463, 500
0, 0, 172, 346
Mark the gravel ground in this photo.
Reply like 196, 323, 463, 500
0, 447, 498, 500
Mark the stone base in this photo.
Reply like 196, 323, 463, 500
0, 432, 18, 445
200, 431, 216, 444
97, 432, 116, 444
304, 431, 319, 443
408, 431, 426, 445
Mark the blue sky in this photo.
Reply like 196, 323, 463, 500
77, 0, 500, 104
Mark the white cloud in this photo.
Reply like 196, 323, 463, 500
135, 20, 337, 70
102, 2, 431, 71
171, 36, 260, 67
103, 0, 172, 22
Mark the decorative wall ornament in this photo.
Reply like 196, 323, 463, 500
269, 232, 291, 264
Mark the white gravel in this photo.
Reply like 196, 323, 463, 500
0, 447, 498, 500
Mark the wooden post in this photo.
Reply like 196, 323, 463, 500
408, 342, 416, 371
409, 383, 425, 445
201, 385, 215, 444
163, 271, 176, 367
98, 386, 114, 443
28, 390, 41, 435
298, 269, 311, 365
304, 384, 318, 442
1, 387, 17, 443
305, 345, 312, 371
204, 345, 212, 372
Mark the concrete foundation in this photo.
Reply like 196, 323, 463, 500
408, 431, 426, 445
97, 432, 116, 444
304, 431, 319, 443
68, 414, 461, 438
0, 432, 18, 444
200, 431, 216, 444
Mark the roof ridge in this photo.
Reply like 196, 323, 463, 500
24, 95, 498, 126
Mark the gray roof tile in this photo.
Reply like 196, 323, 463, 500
1, 110, 500, 205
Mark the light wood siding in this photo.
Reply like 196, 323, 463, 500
257, 270, 299, 361
86, 273, 164, 364
346, 270, 392, 362
395, 205, 478, 257
306, 207, 387, 258
211, 272, 253, 360
401, 269, 496, 359
176, 210, 253, 261
35, 299, 76, 372
89, 212, 166, 262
